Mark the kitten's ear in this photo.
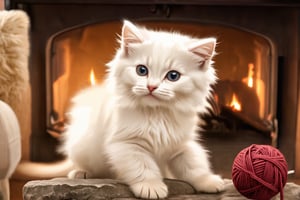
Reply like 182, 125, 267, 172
121, 20, 144, 55
188, 37, 216, 61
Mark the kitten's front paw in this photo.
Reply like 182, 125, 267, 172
130, 179, 168, 199
193, 174, 225, 193
68, 169, 89, 179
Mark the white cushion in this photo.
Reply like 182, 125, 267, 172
0, 100, 21, 179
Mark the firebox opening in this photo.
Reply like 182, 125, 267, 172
46, 20, 276, 144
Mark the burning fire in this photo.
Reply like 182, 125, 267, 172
229, 93, 241, 111
243, 63, 255, 88
89, 68, 96, 85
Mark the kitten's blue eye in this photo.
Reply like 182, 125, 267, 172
166, 70, 181, 81
136, 65, 148, 76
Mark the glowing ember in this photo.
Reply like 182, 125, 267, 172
89, 68, 96, 85
230, 93, 242, 111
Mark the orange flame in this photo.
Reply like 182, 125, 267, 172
89, 68, 96, 85
230, 93, 241, 111
246, 63, 254, 88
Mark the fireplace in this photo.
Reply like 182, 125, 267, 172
7, 1, 300, 176
47, 21, 275, 137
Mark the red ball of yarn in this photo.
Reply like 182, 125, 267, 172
232, 144, 288, 200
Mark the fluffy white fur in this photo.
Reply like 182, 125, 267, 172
0, 10, 30, 103
61, 20, 224, 199
0, 10, 31, 160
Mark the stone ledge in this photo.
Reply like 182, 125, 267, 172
23, 178, 300, 200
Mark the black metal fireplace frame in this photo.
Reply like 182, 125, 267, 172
6, 0, 300, 174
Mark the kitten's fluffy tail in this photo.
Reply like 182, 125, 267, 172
12, 159, 74, 180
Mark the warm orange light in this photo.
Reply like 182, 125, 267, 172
89, 68, 96, 85
230, 93, 241, 111
243, 63, 255, 88
247, 63, 254, 88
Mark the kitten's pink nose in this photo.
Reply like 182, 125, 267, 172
147, 85, 157, 92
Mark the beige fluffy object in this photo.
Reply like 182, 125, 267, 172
0, 10, 31, 160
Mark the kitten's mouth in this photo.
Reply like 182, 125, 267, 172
145, 93, 160, 100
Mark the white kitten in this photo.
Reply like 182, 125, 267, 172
61, 20, 224, 199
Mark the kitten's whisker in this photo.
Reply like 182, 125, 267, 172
132, 85, 149, 96
155, 90, 174, 100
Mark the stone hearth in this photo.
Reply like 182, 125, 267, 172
23, 178, 300, 200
